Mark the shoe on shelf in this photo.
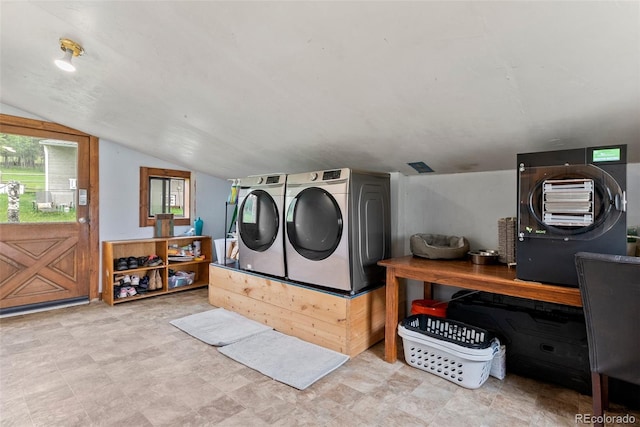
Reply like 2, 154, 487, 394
144, 255, 163, 267
126, 286, 137, 297
131, 275, 140, 286
118, 287, 129, 299
127, 256, 139, 269
139, 275, 149, 290
115, 258, 128, 271
122, 275, 132, 285
154, 269, 163, 290
147, 272, 156, 291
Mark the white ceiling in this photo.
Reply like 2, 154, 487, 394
1, 1, 639, 179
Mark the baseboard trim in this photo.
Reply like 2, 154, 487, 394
0, 297, 90, 318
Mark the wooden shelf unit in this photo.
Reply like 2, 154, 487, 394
102, 236, 212, 305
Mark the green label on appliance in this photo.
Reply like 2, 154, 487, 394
592, 148, 620, 162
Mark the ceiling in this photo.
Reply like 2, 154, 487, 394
1, 1, 639, 179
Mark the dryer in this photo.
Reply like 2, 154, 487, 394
284, 168, 390, 293
237, 174, 287, 277
517, 145, 627, 287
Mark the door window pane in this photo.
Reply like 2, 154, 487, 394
1, 133, 77, 223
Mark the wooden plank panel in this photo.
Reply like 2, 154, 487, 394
111, 242, 154, 259
210, 285, 348, 354
346, 286, 386, 355
209, 265, 389, 357
102, 242, 114, 305
209, 267, 348, 324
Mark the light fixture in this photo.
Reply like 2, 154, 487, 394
54, 38, 84, 72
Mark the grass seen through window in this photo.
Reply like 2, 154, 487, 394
0, 166, 76, 223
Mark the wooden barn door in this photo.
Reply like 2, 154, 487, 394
0, 115, 99, 313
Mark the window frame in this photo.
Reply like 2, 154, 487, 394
139, 166, 191, 227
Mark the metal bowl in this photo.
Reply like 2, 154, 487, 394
468, 249, 500, 265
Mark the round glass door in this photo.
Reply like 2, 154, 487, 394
520, 164, 623, 239
286, 187, 342, 261
238, 190, 279, 252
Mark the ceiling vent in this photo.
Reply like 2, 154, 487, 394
407, 162, 434, 174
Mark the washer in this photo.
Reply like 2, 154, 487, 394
237, 174, 287, 277
284, 168, 390, 293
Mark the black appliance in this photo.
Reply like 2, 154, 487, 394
517, 145, 627, 287
447, 291, 640, 409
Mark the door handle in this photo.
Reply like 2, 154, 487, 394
78, 217, 88, 224
614, 191, 627, 212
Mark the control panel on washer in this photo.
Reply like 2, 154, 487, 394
322, 170, 342, 180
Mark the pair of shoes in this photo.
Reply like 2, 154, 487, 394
115, 258, 128, 271
118, 286, 137, 298
146, 269, 163, 291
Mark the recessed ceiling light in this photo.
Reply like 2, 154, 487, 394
54, 38, 84, 72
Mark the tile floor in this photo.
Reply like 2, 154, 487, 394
1, 288, 638, 427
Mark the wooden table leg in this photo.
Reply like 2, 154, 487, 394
384, 267, 399, 363
423, 281, 433, 299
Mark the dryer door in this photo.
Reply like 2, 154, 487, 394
238, 189, 279, 252
286, 187, 343, 260
519, 164, 625, 240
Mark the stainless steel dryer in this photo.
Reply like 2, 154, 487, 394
284, 168, 390, 293
237, 174, 287, 277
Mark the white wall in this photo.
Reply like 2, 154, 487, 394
397, 164, 640, 305
99, 140, 230, 290
99, 140, 229, 241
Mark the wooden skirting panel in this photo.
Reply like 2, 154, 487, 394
209, 265, 386, 357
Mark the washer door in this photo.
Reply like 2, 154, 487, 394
239, 189, 279, 252
286, 187, 343, 260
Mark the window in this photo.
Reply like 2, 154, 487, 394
139, 167, 191, 227
0, 132, 79, 224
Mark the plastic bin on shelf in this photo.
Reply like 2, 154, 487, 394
398, 314, 499, 389
168, 271, 195, 288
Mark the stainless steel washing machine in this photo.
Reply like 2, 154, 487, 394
284, 168, 390, 293
237, 174, 287, 277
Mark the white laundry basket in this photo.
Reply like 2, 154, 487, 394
398, 314, 500, 389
